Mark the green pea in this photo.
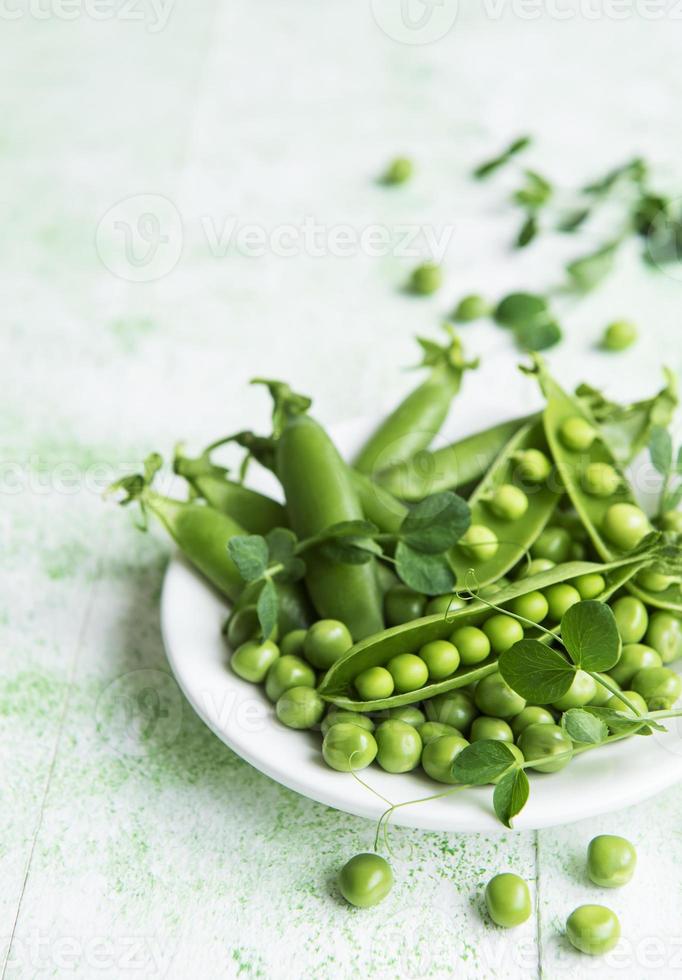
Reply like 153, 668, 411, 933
460, 524, 498, 561
605, 690, 648, 716
508, 591, 549, 624
552, 670, 597, 711
610, 644, 661, 687
276, 686, 325, 729
265, 654, 315, 702
279, 629, 307, 658
384, 584, 426, 626
574, 573, 606, 600
450, 626, 491, 666
518, 723, 572, 772
303, 619, 353, 669
421, 734, 469, 783
560, 417, 597, 451
453, 294, 490, 322
570, 542, 587, 561
375, 720, 422, 773
488, 484, 529, 521
612, 596, 648, 644
637, 568, 675, 592
582, 462, 621, 497
226, 606, 263, 649
515, 448, 552, 484
470, 716, 514, 743
424, 690, 478, 731
602, 503, 651, 552
516, 558, 555, 580
511, 706, 554, 738
601, 319, 637, 351
231, 639, 280, 684
474, 674, 526, 719
425, 594, 466, 616
321, 709, 375, 737
631, 666, 682, 706
388, 705, 425, 727
355, 666, 394, 701
387, 653, 429, 693
485, 873, 532, 928
382, 156, 412, 185
409, 262, 441, 295
338, 853, 393, 908
645, 611, 682, 664
590, 673, 619, 706
587, 835, 637, 888
482, 614, 524, 654
553, 509, 589, 540
418, 721, 462, 744
566, 905, 620, 955
531, 526, 572, 563
322, 723, 378, 772
418, 640, 460, 681
544, 583, 581, 621
661, 510, 682, 533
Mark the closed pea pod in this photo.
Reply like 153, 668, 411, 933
260, 380, 384, 640
535, 359, 682, 613
353, 330, 477, 476
375, 415, 532, 500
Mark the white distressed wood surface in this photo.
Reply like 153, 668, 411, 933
2, 2, 682, 977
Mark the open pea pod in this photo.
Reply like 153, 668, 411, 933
318, 552, 659, 711
536, 362, 682, 613
447, 420, 562, 588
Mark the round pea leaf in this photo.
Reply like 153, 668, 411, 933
451, 740, 517, 786
399, 492, 471, 554
394, 542, 456, 595
498, 639, 575, 704
561, 708, 608, 745
560, 600, 621, 672
228, 535, 269, 583
493, 768, 530, 828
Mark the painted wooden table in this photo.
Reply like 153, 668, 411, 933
3, 2, 682, 977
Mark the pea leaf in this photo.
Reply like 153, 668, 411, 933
256, 578, 278, 639
451, 739, 517, 785
323, 520, 379, 539
320, 539, 380, 565
498, 640, 574, 703
473, 135, 531, 179
515, 214, 538, 248
566, 243, 617, 292
561, 600, 621, 671
493, 768, 530, 828
558, 208, 590, 233
228, 535, 269, 583
561, 708, 608, 744
494, 292, 548, 328
649, 425, 673, 476
399, 492, 471, 554
513, 170, 552, 210
515, 319, 562, 352
583, 705, 662, 736
265, 527, 297, 561
394, 542, 455, 595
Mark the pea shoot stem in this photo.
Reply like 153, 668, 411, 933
587, 670, 642, 716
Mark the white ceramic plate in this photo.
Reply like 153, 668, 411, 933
161, 413, 682, 831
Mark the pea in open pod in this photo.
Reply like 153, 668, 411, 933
317, 552, 660, 711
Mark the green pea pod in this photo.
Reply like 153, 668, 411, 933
447, 420, 562, 589
349, 468, 407, 536
110, 459, 246, 600
534, 360, 682, 613
174, 447, 287, 535
375, 415, 532, 500
352, 329, 478, 476
318, 551, 661, 711
256, 380, 384, 640
575, 368, 677, 465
